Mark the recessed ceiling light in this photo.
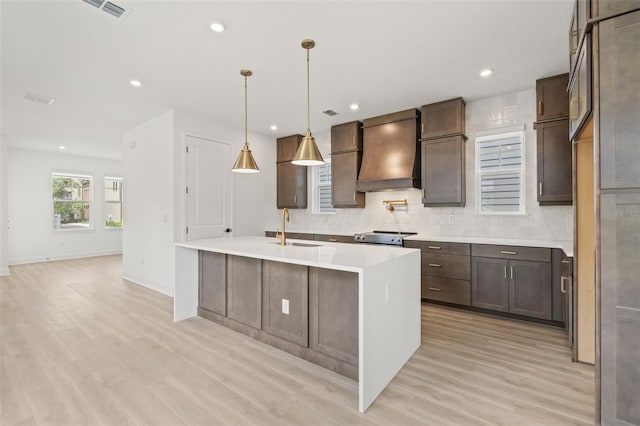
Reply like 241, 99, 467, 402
350, 103, 359, 111
480, 69, 493, 77
270, 125, 278, 131
210, 22, 226, 32
58, 145, 65, 150
130, 79, 142, 87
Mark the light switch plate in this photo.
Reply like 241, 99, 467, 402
282, 298, 289, 315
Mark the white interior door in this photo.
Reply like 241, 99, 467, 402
185, 135, 232, 241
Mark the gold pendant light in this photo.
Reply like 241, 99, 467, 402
232, 69, 260, 173
292, 39, 325, 166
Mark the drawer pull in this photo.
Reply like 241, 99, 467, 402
428, 246, 441, 250
428, 263, 442, 268
328, 238, 337, 242
428, 287, 442, 292
562, 259, 571, 264
500, 250, 517, 255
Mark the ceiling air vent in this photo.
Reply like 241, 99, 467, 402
322, 109, 339, 116
23, 92, 55, 105
102, 2, 126, 18
82, 0, 105, 8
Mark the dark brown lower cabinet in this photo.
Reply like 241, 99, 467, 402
261, 261, 309, 346
422, 276, 470, 306
471, 257, 510, 312
508, 260, 552, 320
199, 251, 226, 315
309, 268, 359, 365
226, 255, 262, 329
472, 256, 552, 320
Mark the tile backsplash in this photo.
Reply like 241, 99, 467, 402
266, 89, 573, 245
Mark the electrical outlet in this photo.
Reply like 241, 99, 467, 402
282, 299, 289, 315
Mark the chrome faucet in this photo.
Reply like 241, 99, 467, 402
277, 208, 289, 246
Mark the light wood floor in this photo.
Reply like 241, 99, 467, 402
1, 255, 595, 425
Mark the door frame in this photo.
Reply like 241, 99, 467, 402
180, 131, 235, 242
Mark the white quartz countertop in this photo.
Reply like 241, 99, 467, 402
404, 234, 573, 257
176, 236, 419, 273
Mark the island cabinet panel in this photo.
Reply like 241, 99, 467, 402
421, 136, 466, 207
226, 256, 262, 329
262, 261, 309, 346
535, 73, 569, 122
199, 251, 226, 316
422, 276, 470, 306
421, 97, 465, 139
537, 119, 572, 205
508, 260, 552, 320
472, 257, 510, 312
309, 268, 359, 366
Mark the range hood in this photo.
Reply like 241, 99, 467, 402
356, 108, 421, 192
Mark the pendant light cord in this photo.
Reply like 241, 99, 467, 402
306, 48, 311, 133
244, 75, 249, 148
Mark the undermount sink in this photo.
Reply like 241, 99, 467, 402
270, 241, 321, 248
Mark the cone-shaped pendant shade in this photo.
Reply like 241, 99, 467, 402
232, 145, 259, 173
232, 69, 260, 173
292, 130, 324, 166
292, 39, 324, 166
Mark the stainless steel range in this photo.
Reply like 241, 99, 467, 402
353, 231, 417, 246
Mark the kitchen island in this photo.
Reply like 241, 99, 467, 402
174, 236, 421, 413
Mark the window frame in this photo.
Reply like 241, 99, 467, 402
104, 175, 123, 230
475, 128, 526, 216
312, 160, 335, 215
51, 171, 94, 231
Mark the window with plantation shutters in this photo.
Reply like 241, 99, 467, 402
316, 162, 335, 213
475, 129, 525, 214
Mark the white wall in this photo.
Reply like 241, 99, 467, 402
0, 137, 9, 275
122, 109, 275, 296
6, 148, 123, 265
267, 89, 573, 248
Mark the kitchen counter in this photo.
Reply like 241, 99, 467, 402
174, 236, 421, 413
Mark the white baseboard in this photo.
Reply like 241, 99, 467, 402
0, 267, 10, 276
121, 272, 174, 298
8, 250, 122, 266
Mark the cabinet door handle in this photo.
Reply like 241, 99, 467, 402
352, 135, 355, 147
294, 194, 297, 204
538, 101, 543, 116
500, 250, 517, 255
422, 187, 426, 199
428, 287, 441, 292
504, 266, 507, 279
428, 263, 442, 268
569, 97, 579, 120
421, 122, 425, 136
353, 191, 356, 201
539, 182, 543, 196
510, 266, 514, 280
569, 30, 578, 54
428, 246, 441, 250
561, 276, 568, 294
328, 238, 337, 242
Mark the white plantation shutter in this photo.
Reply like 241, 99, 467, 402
317, 163, 335, 213
476, 130, 525, 214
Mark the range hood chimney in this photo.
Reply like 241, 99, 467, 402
356, 108, 421, 192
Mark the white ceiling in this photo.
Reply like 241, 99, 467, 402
1, 0, 573, 160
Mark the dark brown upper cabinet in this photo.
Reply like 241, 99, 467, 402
421, 97, 465, 140
569, 34, 592, 141
536, 74, 570, 122
537, 119, 572, 205
276, 134, 307, 209
331, 121, 363, 154
332, 151, 365, 208
356, 109, 421, 192
331, 121, 365, 208
421, 136, 466, 207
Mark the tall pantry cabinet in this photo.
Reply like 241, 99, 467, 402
576, 1, 640, 424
